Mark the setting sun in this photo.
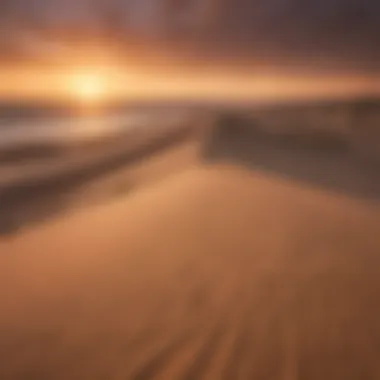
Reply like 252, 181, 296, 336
69, 72, 107, 103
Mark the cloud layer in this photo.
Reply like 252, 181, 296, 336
0, 0, 379, 72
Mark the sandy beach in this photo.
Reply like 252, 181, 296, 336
0, 121, 379, 379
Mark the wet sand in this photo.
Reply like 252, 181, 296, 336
0, 125, 379, 379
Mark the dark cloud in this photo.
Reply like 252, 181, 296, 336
163, 0, 380, 72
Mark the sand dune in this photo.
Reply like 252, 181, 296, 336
0, 124, 379, 379
0, 124, 203, 234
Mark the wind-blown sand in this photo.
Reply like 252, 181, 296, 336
0, 125, 379, 379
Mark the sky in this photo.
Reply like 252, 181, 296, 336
0, 0, 379, 101
0, 0, 379, 74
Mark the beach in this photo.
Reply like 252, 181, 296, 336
0, 109, 379, 379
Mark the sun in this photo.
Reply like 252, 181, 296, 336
68, 72, 107, 104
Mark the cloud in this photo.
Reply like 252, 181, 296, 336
0, 0, 379, 72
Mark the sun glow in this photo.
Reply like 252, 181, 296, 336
0, 62, 379, 103
68, 71, 108, 104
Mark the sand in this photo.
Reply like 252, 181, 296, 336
0, 124, 202, 234
0, 125, 379, 379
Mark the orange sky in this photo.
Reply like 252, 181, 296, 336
0, 62, 379, 104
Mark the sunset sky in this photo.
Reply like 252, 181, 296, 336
0, 0, 379, 101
